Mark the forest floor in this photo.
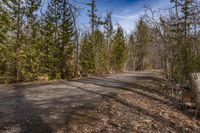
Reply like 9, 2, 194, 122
0, 70, 200, 133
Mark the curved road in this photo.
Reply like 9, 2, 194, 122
0, 70, 199, 133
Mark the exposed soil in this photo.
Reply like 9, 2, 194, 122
0, 70, 200, 133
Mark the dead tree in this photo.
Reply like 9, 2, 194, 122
68, 2, 80, 77
189, 73, 200, 118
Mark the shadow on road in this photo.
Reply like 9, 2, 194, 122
0, 73, 199, 132
60, 76, 199, 132
0, 85, 52, 133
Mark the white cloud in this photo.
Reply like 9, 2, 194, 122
112, 0, 171, 33
113, 9, 144, 33
76, 0, 172, 34
113, 14, 139, 20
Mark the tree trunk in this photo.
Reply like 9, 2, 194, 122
189, 73, 200, 119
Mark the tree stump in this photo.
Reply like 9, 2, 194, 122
189, 73, 200, 119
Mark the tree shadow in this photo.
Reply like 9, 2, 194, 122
0, 85, 52, 133
0, 73, 198, 132
70, 76, 172, 105
70, 75, 198, 119
60, 81, 198, 132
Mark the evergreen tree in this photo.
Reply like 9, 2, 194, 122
43, 0, 75, 79
111, 25, 126, 71
2, 0, 26, 82
0, 0, 10, 81
80, 33, 95, 74
41, 4, 57, 79
86, 0, 100, 73
104, 12, 114, 73
59, 0, 75, 79
80, 31, 106, 74
127, 33, 136, 71
169, 0, 196, 83
21, 0, 41, 81
180, 0, 193, 81
87, 0, 98, 35
0, 0, 10, 43
93, 30, 107, 73
134, 18, 149, 71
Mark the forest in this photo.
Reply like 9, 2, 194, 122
1, 0, 200, 132
0, 0, 199, 85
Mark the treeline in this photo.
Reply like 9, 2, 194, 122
0, 0, 128, 83
1, 0, 199, 85
145, 0, 200, 85
80, 0, 127, 75
118, 0, 200, 86
0, 0, 76, 83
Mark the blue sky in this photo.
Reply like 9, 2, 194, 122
75, 0, 172, 33
43, 0, 172, 33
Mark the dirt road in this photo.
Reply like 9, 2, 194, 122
0, 70, 200, 133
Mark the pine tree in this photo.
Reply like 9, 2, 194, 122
0, 0, 10, 43
59, 0, 75, 79
21, 0, 41, 81
169, 0, 195, 83
2, 0, 26, 82
80, 33, 95, 74
134, 18, 149, 71
41, 4, 57, 79
111, 25, 126, 71
181, 0, 193, 80
0, 0, 10, 81
87, 0, 99, 73
104, 12, 114, 73
87, 0, 98, 35
93, 30, 107, 73
127, 33, 136, 71
42, 0, 75, 79
80, 31, 106, 74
